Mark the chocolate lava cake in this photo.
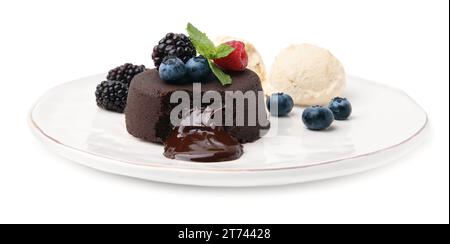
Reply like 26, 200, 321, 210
125, 68, 269, 144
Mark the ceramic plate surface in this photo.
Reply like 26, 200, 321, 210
30, 74, 428, 187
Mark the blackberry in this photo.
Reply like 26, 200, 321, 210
106, 63, 146, 86
152, 33, 196, 69
95, 80, 128, 113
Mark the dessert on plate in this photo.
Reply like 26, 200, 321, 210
97, 23, 272, 162
126, 68, 268, 144
94, 23, 352, 163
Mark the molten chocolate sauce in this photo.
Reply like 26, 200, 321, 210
163, 126, 243, 162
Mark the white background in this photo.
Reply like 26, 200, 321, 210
0, 0, 448, 224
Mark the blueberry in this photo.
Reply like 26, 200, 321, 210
302, 106, 334, 130
159, 57, 186, 82
329, 97, 352, 120
266, 93, 294, 117
185, 56, 211, 82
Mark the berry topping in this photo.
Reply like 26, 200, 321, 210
266, 93, 294, 117
185, 56, 211, 82
302, 105, 334, 131
95, 80, 128, 113
152, 33, 196, 70
329, 97, 352, 120
213, 41, 248, 71
159, 57, 187, 83
106, 63, 146, 86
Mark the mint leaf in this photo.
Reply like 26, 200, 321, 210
213, 44, 235, 59
186, 23, 215, 58
208, 60, 232, 86
187, 23, 234, 85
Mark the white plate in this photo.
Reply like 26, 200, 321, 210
29, 74, 428, 187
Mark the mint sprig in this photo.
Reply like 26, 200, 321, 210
186, 23, 234, 85
186, 23, 216, 57
213, 44, 235, 59
207, 60, 232, 85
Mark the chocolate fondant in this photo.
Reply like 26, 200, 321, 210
125, 69, 269, 144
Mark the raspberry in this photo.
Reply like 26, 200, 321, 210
213, 41, 248, 71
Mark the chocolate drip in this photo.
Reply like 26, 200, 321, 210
163, 126, 243, 162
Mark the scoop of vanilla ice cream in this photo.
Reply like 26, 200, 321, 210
268, 44, 346, 106
214, 36, 267, 83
